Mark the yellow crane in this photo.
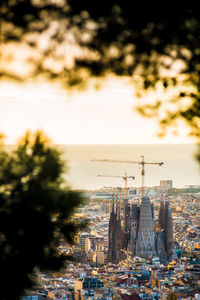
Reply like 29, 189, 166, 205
97, 173, 135, 201
93, 155, 164, 197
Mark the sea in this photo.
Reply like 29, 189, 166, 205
58, 144, 200, 190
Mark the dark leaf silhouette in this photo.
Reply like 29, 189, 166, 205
0, 130, 85, 300
1, 2, 200, 137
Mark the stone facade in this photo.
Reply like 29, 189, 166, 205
108, 193, 176, 264
137, 196, 156, 258
108, 194, 122, 264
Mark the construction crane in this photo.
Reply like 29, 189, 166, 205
92, 155, 164, 197
97, 173, 135, 201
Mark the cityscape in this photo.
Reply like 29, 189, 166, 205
24, 156, 200, 300
2, 3, 200, 300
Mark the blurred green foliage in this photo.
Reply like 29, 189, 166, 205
0, 131, 85, 299
1, 2, 200, 139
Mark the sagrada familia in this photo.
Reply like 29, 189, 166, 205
108, 193, 177, 264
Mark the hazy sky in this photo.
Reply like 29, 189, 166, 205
62, 144, 200, 189
0, 78, 193, 144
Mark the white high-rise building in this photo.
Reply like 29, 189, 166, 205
160, 180, 173, 191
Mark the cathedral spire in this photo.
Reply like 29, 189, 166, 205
137, 196, 156, 258
164, 195, 177, 261
108, 194, 122, 264
158, 193, 177, 262
158, 192, 165, 228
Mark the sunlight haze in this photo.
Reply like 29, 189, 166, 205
0, 79, 193, 144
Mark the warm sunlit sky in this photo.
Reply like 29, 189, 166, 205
0, 77, 193, 144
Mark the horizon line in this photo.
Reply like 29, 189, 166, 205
2, 142, 199, 146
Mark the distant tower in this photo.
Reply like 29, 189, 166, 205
160, 180, 173, 191
164, 195, 177, 261
158, 193, 165, 228
156, 230, 167, 263
158, 194, 177, 261
124, 195, 130, 250
137, 196, 156, 258
156, 193, 167, 262
108, 194, 122, 264
128, 202, 140, 256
